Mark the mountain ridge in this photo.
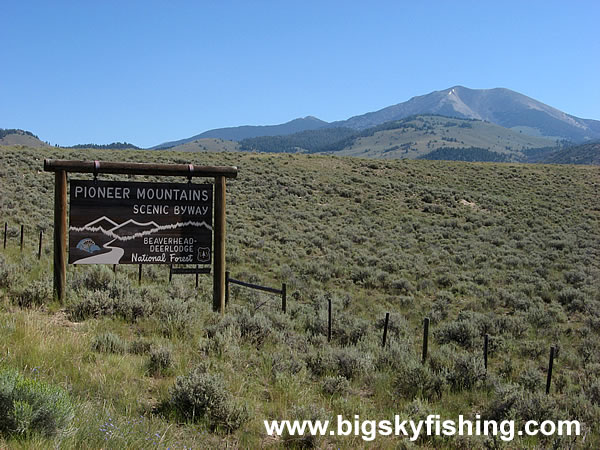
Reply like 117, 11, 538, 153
152, 86, 600, 148
238, 114, 558, 161
151, 116, 328, 149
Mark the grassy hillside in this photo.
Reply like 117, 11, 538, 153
0, 129, 50, 148
334, 116, 556, 159
164, 138, 241, 153
0, 145, 599, 448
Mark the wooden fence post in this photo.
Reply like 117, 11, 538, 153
20, 225, 24, 252
546, 346, 556, 395
38, 231, 43, 259
3, 222, 7, 249
169, 264, 173, 283
382, 312, 390, 348
327, 298, 332, 342
281, 283, 287, 314
422, 317, 430, 364
195, 264, 199, 289
138, 264, 142, 285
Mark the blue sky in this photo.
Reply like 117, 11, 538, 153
1, 1, 599, 148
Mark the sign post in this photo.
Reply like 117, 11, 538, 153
54, 170, 68, 302
44, 159, 237, 312
213, 175, 226, 313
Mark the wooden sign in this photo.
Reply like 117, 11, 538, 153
69, 180, 213, 265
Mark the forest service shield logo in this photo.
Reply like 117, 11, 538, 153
197, 247, 210, 263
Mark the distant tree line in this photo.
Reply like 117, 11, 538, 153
66, 142, 140, 150
418, 147, 511, 162
239, 128, 356, 153
534, 141, 600, 165
519, 146, 560, 163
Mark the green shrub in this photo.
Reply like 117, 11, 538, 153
304, 309, 369, 346
557, 287, 585, 312
518, 341, 545, 360
484, 382, 522, 421
91, 332, 127, 354
434, 318, 480, 349
0, 256, 18, 288
394, 359, 446, 401
128, 339, 152, 355
71, 265, 113, 291
148, 347, 173, 377
168, 368, 248, 432
446, 352, 486, 391
114, 294, 152, 323
512, 391, 560, 423
374, 312, 409, 339
271, 352, 305, 378
153, 297, 198, 337
374, 340, 413, 371
304, 348, 336, 377
390, 278, 415, 294
330, 346, 373, 380
321, 375, 350, 396
526, 304, 566, 329
235, 310, 274, 347
66, 290, 114, 321
15, 279, 52, 308
564, 270, 585, 286
335, 314, 370, 346
0, 368, 74, 437
517, 366, 544, 392
303, 311, 328, 338
281, 404, 329, 449
201, 327, 241, 358
429, 293, 451, 323
587, 380, 600, 406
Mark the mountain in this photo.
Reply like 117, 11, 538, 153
152, 116, 328, 149
333, 86, 600, 142
0, 129, 50, 147
151, 86, 600, 149
238, 115, 557, 161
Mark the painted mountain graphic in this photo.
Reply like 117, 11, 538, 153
81, 216, 119, 231
70, 215, 212, 241
110, 219, 159, 238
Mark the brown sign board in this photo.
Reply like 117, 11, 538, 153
69, 179, 213, 265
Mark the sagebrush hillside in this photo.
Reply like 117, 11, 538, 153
0, 145, 599, 448
326, 115, 555, 159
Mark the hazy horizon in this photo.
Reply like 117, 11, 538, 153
1, 0, 599, 147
